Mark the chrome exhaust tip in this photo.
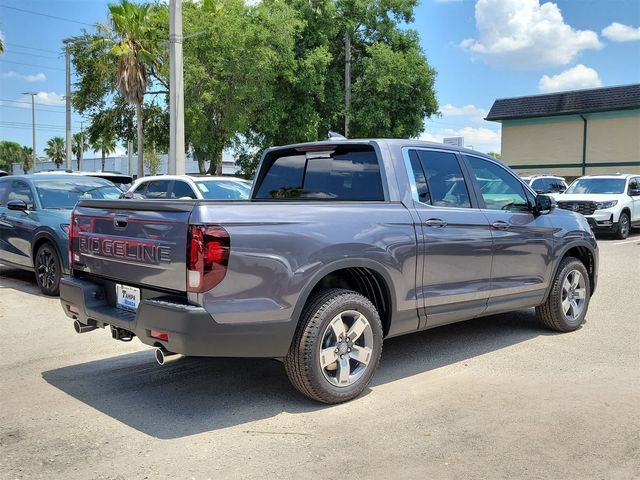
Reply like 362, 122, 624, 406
74, 320, 97, 334
154, 346, 183, 366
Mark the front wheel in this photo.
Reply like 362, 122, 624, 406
536, 257, 590, 332
616, 212, 630, 240
284, 288, 383, 404
35, 243, 61, 296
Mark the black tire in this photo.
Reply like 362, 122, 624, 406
34, 242, 61, 296
536, 257, 590, 332
284, 288, 383, 404
615, 212, 630, 240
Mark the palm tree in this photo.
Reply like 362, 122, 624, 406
72, 132, 86, 170
104, 0, 157, 179
91, 133, 116, 172
21, 146, 33, 174
44, 137, 65, 168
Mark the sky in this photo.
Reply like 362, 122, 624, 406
0, 0, 639, 157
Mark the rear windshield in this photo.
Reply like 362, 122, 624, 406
196, 180, 251, 200
255, 145, 384, 201
34, 178, 122, 209
565, 178, 626, 194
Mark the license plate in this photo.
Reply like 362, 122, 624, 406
116, 284, 140, 312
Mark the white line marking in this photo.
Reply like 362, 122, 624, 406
611, 238, 640, 246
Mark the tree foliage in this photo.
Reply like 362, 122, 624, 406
44, 137, 65, 168
69, 0, 437, 176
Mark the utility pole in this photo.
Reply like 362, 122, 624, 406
169, 0, 185, 175
23, 91, 38, 173
344, 31, 351, 138
78, 120, 84, 170
63, 38, 73, 170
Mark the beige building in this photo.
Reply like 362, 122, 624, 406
486, 84, 640, 179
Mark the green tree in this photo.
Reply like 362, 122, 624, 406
21, 146, 33, 174
0, 141, 24, 170
44, 137, 65, 168
90, 131, 116, 172
143, 146, 161, 175
0, 37, 4, 54
487, 152, 501, 160
72, 132, 87, 170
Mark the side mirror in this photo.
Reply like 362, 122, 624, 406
7, 199, 29, 212
629, 189, 640, 197
534, 194, 555, 215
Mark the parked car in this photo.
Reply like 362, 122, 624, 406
520, 174, 568, 199
34, 170, 133, 192
61, 139, 598, 404
557, 174, 640, 239
124, 175, 251, 200
0, 170, 9, 177
0, 174, 122, 295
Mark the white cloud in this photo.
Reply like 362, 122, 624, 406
16, 91, 65, 107
420, 125, 501, 153
602, 22, 640, 42
440, 103, 488, 120
0, 71, 47, 82
538, 64, 602, 93
461, 0, 602, 68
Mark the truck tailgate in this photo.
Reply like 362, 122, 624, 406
71, 200, 194, 292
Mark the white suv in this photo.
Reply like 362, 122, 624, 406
520, 174, 568, 199
557, 174, 640, 239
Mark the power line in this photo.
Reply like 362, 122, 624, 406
0, 60, 65, 72
3, 50, 60, 60
4, 42, 59, 54
0, 104, 70, 114
0, 4, 94, 27
0, 98, 66, 109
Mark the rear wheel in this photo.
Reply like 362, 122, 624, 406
536, 257, 590, 332
35, 243, 61, 296
284, 288, 383, 404
616, 212, 630, 239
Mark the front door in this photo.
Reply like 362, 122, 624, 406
628, 177, 640, 223
406, 148, 494, 328
3, 180, 38, 268
463, 155, 555, 313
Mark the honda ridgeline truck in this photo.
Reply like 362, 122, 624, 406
60, 139, 598, 404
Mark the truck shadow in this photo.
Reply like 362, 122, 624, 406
42, 309, 551, 439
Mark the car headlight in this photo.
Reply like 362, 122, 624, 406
595, 200, 618, 209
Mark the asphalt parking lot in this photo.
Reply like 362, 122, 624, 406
1, 233, 639, 480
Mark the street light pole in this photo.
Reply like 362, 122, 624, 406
63, 38, 73, 170
168, 0, 185, 175
22, 92, 38, 173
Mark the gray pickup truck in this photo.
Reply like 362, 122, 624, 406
60, 139, 598, 403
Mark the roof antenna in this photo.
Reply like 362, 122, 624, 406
328, 131, 347, 140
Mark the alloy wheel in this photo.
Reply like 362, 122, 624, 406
561, 269, 586, 322
37, 249, 57, 290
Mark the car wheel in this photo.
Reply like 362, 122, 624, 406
284, 288, 383, 404
35, 243, 61, 296
536, 257, 590, 332
615, 212, 630, 240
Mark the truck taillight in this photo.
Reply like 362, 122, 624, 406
69, 213, 77, 269
187, 225, 230, 293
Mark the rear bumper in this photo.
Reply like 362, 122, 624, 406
60, 276, 295, 358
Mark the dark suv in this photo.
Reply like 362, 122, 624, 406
0, 174, 122, 294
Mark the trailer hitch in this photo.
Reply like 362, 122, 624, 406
110, 326, 135, 342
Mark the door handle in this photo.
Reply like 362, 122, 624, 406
492, 220, 510, 230
424, 218, 447, 228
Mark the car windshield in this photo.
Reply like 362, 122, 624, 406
34, 179, 122, 209
565, 178, 626, 194
196, 180, 251, 200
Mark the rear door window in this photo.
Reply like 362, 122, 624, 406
411, 150, 471, 208
255, 145, 384, 201
531, 178, 546, 193
170, 181, 198, 199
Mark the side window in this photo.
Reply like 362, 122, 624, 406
416, 150, 471, 208
0, 180, 8, 205
465, 156, 530, 212
407, 150, 431, 204
545, 178, 567, 193
531, 178, 546, 193
8, 180, 35, 209
628, 178, 639, 192
139, 180, 170, 199
170, 181, 197, 199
